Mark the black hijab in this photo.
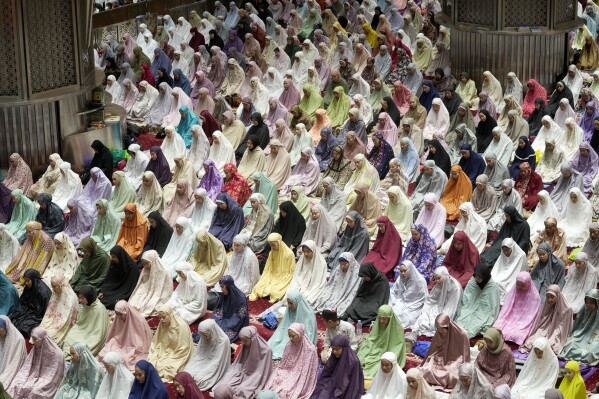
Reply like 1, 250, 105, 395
0, 183, 14, 224
274, 201, 307, 249
473, 263, 492, 290
442, 85, 463, 117
100, 245, 140, 310
426, 139, 451, 176
382, 96, 401, 126
237, 112, 270, 158
527, 98, 548, 136
545, 81, 574, 117
481, 206, 531, 264
209, 29, 225, 49
143, 211, 173, 257
590, 116, 599, 155
9, 269, 52, 337
157, 67, 174, 87
475, 109, 497, 153
79, 285, 98, 305
35, 193, 65, 238
342, 263, 391, 324
90, 140, 114, 181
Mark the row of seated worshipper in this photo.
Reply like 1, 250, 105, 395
4, 0, 599, 396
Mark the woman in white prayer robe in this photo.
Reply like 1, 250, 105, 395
166, 261, 208, 325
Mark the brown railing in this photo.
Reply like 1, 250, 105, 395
92, 0, 215, 28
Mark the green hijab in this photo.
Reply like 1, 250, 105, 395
290, 186, 311, 221
298, 84, 324, 119
0, 382, 11, 399
90, 199, 122, 252
243, 172, 279, 216
110, 171, 137, 218
357, 304, 406, 379
5, 189, 37, 239
68, 237, 110, 292
327, 86, 351, 127
368, 79, 392, 115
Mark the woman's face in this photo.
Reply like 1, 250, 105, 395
585, 297, 598, 311
575, 259, 587, 270
410, 229, 421, 241
502, 246, 513, 257
407, 377, 418, 390
134, 367, 146, 384
51, 280, 62, 294
78, 293, 88, 305
339, 260, 350, 272
570, 192, 579, 203
459, 375, 472, 389
422, 84, 430, 93
381, 359, 394, 374
479, 112, 487, 122
546, 293, 557, 305
538, 249, 549, 262
302, 246, 314, 260
96, 204, 106, 216
452, 240, 464, 251
287, 329, 301, 344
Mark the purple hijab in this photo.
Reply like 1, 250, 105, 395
151, 48, 172, 78
80, 167, 113, 207
571, 141, 599, 191
265, 98, 289, 128
208, 192, 245, 249
579, 100, 599, 141
144, 147, 172, 187
279, 78, 301, 110
223, 30, 244, 54
316, 56, 331, 91
191, 70, 216, 98
310, 335, 364, 399
63, 198, 95, 247
0, 183, 14, 224
198, 159, 224, 200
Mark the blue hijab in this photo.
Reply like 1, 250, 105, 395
129, 360, 169, 399
212, 275, 249, 341
150, 48, 172, 78
176, 106, 200, 148
0, 273, 18, 315
267, 290, 318, 359
315, 128, 340, 171
458, 143, 487, 185
396, 137, 420, 181
173, 68, 192, 95
419, 80, 440, 112
209, 193, 245, 249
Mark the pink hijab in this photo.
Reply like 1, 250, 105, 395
415, 193, 447, 248
520, 284, 573, 354
278, 78, 301, 109
6, 327, 66, 398
264, 323, 318, 398
493, 272, 541, 345
376, 112, 399, 148
99, 300, 153, 371
162, 178, 195, 226
393, 80, 413, 116
4, 153, 33, 193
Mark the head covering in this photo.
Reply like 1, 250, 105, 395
327, 211, 371, 265
54, 343, 104, 398
448, 363, 494, 399
510, 337, 558, 398
190, 230, 228, 286
358, 305, 406, 378
145, 147, 172, 186
312, 335, 364, 398
521, 284, 573, 354
128, 250, 174, 317
128, 360, 169, 399
420, 313, 471, 386
208, 192, 245, 249
5, 326, 66, 398
212, 275, 249, 341
406, 368, 436, 399
264, 323, 318, 397
183, 319, 231, 389
213, 325, 272, 398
